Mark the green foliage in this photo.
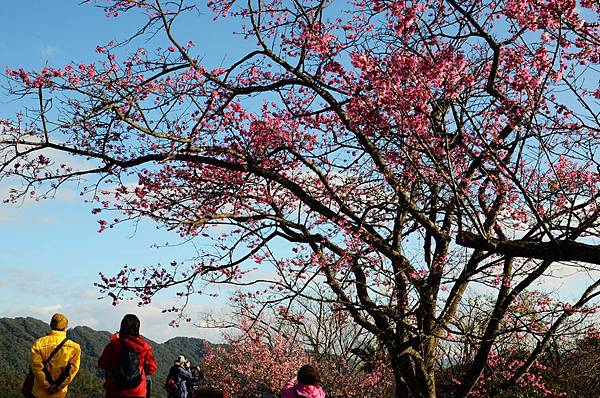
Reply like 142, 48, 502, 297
0, 317, 210, 398
66, 368, 105, 398
0, 367, 22, 398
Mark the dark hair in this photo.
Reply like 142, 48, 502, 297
119, 314, 140, 337
297, 364, 320, 385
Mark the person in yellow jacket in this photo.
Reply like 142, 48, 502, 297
30, 313, 81, 398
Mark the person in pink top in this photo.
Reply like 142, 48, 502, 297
280, 364, 325, 398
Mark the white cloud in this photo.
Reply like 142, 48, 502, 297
0, 282, 228, 343
535, 263, 600, 300
0, 204, 59, 224
2, 304, 64, 323
40, 45, 61, 59
0, 268, 52, 289
82, 299, 228, 343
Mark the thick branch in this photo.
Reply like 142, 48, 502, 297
457, 231, 600, 265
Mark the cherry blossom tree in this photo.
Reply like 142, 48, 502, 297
202, 310, 393, 398
202, 318, 309, 397
435, 292, 596, 397
1, 0, 599, 397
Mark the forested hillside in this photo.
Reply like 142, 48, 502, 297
0, 317, 210, 398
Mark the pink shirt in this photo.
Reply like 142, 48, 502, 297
280, 380, 325, 398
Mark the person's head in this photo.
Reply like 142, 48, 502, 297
119, 314, 140, 337
297, 364, 320, 385
175, 355, 188, 367
50, 313, 68, 331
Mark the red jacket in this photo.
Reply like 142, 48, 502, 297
98, 333, 157, 398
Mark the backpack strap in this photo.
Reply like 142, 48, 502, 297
42, 337, 70, 386
44, 337, 69, 366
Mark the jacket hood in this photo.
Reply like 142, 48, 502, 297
120, 334, 152, 353
294, 384, 326, 398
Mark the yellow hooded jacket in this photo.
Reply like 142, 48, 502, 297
30, 330, 81, 398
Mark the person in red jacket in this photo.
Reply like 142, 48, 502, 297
98, 314, 157, 398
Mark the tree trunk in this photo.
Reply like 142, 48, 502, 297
391, 353, 437, 398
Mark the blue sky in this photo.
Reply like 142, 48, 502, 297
0, 0, 248, 343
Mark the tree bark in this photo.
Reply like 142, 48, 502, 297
390, 350, 437, 398
457, 231, 600, 265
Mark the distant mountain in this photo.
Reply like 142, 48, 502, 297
0, 317, 212, 398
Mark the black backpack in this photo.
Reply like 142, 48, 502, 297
111, 343, 142, 388
165, 371, 178, 395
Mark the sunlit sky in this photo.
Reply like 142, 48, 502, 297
0, 0, 254, 343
